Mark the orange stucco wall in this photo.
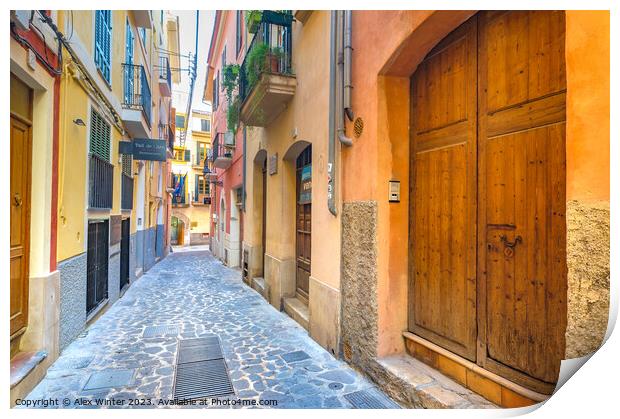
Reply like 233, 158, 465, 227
345, 10, 610, 358
565, 10, 610, 203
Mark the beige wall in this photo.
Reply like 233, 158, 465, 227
242, 11, 342, 352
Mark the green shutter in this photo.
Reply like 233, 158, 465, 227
184, 149, 191, 161
90, 109, 111, 161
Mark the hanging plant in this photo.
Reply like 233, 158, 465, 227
245, 10, 262, 34
227, 96, 240, 133
222, 64, 240, 133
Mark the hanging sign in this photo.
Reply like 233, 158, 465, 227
299, 165, 312, 204
118, 139, 168, 161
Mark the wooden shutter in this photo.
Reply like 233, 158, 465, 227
195, 174, 199, 201
184, 149, 191, 161
90, 109, 111, 161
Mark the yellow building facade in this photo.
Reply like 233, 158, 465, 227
10, 10, 179, 403
170, 109, 212, 246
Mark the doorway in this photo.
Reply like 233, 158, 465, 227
295, 145, 312, 304
87, 220, 109, 315
10, 74, 33, 340
409, 11, 566, 393
120, 218, 130, 291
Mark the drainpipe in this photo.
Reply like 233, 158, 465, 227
343, 10, 354, 122
336, 11, 353, 147
327, 11, 337, 216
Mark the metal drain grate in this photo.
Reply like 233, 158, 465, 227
143, 325, 180, 338
173, 359, 234, 399
344, 389, 400, 409
178, 336, 220, 349
173, 336, 234, 400
178, 344, 223, 364
281, 350, 311, 363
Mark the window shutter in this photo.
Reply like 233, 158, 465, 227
195, 174, 199, 201
184, 149, 191, 161
90, 109, 111, 161
95, 10, 112, 83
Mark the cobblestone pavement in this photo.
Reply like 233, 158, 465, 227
24, 248, 399, 409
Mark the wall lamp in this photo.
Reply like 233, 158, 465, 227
73, 118, 86, 126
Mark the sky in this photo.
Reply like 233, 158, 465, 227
171, 10, 215, 113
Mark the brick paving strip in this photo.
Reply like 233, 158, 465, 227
21, 249, 400, 409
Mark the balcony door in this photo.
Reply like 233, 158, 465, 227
295, 145, 312, 304
409, 11, 566, 393
124, 18, 134, 104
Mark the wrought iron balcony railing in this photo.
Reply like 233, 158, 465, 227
122, 63, 152, 125
239, 11, 293, 103
121, 173, 133, 210
89, 153, 114, 209
158, 55, 171, 90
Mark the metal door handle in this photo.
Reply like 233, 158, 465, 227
500, 235, 522, 248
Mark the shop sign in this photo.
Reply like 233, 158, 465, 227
299, 165, 312, 204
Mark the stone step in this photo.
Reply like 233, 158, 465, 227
251, 277, 266, 297
373, 355, 496, 409
10, 351, 47, 389
283, 297, 309, 331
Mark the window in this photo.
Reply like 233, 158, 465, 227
95, 10, 112, 83
192, 117, 211, 133
175, 114, 186, 130
212, 73, 219, 110
138, 27, 147, 47
89, 109, 111, 161
196, 142, 208, 165
201, 119, 211, 132
236, 11, 242, 56
195, 174, 209, 199
174, 148, 191, 162
221, 45, 226, 68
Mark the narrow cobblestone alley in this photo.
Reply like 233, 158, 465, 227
23, 248, 399, 409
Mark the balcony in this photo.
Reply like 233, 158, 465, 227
211, 135, 232, 170
239, 11, 296, 127
121, 173, 134, 210
121, 63, 152, 138
158, 56, 172, 97
131, 10, 151, 28
88, 154, 114, 209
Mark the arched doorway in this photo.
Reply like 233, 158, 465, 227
295, 144, 312, 304
408, 11, 567, 393
170, 216, 185, 246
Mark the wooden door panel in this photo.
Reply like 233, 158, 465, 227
485, 11, 566, 113
10, 115, 31, 337
412, 145, 472, 350
409, 16, 478, 361
479, 11, 567, 390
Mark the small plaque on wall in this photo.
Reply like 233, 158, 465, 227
109, 215, 122, 245
269, 153, 278, 175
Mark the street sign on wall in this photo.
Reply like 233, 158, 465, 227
118, 139, 167, 161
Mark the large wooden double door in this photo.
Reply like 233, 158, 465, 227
409, 11, 567, 393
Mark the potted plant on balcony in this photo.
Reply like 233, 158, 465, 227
246, 10, 262, 34
245, 43, 285, 90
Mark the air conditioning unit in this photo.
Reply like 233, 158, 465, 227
11, 10, 32, 31
224, 131, 235, 147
